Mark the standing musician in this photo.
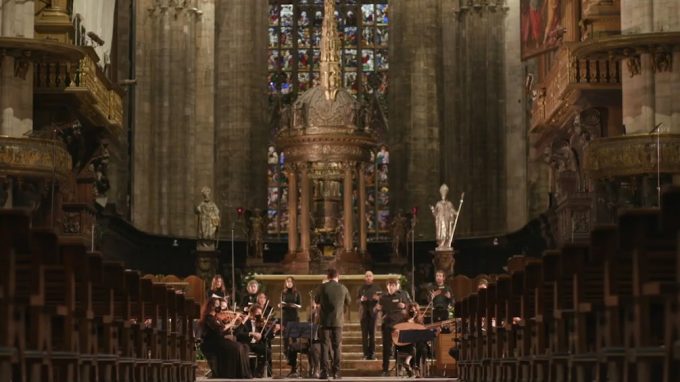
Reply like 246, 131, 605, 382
358, 270, 381, 360
429, 270, 453, 324
375, 278, 411, 376
235, 304, 280, 377
240, 280, 260, 313
279, 277, 301, 356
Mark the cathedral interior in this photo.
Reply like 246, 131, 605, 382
1, 0, 680, 381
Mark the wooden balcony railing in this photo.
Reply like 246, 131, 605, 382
530, 45, 621, 132
34, 47, 123, 134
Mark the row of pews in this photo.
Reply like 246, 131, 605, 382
0, 210, 201, 382
454, 188, 680, 382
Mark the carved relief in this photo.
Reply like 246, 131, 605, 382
625, 55, 641, 77
652, 50, 672, 73
14, 58, 30, 80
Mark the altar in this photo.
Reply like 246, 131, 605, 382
254, 273, 402, 320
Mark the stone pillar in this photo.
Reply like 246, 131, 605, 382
343, 162, 353, 252
440, 1, 508, 236
214, 0, 269, 234
388, 0, 443, 240
300, 164, 311, 256
621, 0, 680, 134
358, 163, 367, 253
0, 0, 35, 138
286, 164, 298, 254
132, 0, 215, 237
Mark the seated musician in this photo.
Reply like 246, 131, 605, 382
200, 297, 252, 379
235, 304, 280, 377
286, 302, 321, 378
256, 292, 274, 318
240, 280, 260, 313
429, 270, 453, 324
375, 278, 411, 376
396, 303, 433, 377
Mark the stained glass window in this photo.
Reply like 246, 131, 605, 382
267, 0, 389, 98
267, 0, 390, 236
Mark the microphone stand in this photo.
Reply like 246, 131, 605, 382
279, 292, 284, 378
230, 222, 236, 305
410, 215, 417, 299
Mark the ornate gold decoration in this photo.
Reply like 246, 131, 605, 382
34, 47, 124, 134
584, 134, 680, 179
0, 137, 72, 181
530, 44, 620, 132
320, 0, 341, 101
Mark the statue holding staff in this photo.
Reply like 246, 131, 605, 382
430, 184, 462, 251
196, 186, 220, 250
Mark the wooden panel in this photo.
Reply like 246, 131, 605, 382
436, 331, 457, 373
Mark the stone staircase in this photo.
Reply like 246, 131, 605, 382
270, 321, 391, 377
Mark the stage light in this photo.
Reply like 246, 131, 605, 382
236, 207, 245, 216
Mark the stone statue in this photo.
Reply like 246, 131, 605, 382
250, 209, 266, 258
390, 211, 408, 257
430, 183, 458, 251
196, 186, 220, 250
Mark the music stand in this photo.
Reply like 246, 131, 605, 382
286, 322, 318, 377
396, 329, 437, 377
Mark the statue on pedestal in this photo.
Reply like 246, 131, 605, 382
195, 186, 220, 250
430, 184, 459, 251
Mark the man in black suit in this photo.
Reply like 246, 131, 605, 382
315, 269, 351, 379
358, 270, 381, 360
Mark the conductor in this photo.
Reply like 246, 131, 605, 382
315, 268, 351, 379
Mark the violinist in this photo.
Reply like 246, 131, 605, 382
240, 280, 260, 313
429, 270, 453, 323
199, 297, 252, 379
235, 304, 279, 377
375, 278, 411, 376
256, 292, 274, 318
358, 270, 381, 360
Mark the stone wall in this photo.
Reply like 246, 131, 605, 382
0, 0, 35, 137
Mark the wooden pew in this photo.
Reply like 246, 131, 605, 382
516, 259, 542, 382
480, 282, 495, 382
490, 275, 511, 381
549, 244, 588, 382
570, 225, 613, 382
624, 203, 678, 382
0, 210, 31, 381
503, 259, 528, 382
530, 250, 558, 382
457, 292, 476, 381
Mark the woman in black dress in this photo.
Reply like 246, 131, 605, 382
200, 297, 252, 379
279, 277, 301, 356
209, 274, 228, 299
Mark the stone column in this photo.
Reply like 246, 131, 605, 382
0, 0, 35, 138
343, 162, 353, 252
358, 163, 367, 253
286, 164, 298, 254
215, 0, 269, 234
621, 0, 680, 134
389, 0, 442, 239
300, 163, 311, 257
132, 0, 214, 237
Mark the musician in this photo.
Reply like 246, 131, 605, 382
315, 268, 351, 380
286, 301, 321, 378
279, 277, 301, 356
358, 270, 381, 360
240, 280, 259, 313
256, 292, 274, 318
375, 278, 411, 376
429, 270, 453, 323
209, 274, 228, 300
235, 304, 279, 377
200, 297, 252, 378
402, 303, 431, 377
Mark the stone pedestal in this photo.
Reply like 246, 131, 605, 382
432, 249, 456, 277
195, 250, 219, 285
